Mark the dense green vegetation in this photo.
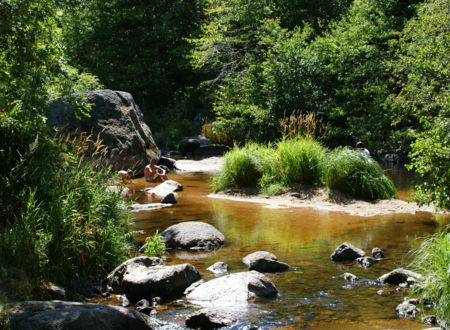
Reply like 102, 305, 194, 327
143, 230, 167, 258
411, 230, 450, 328
212, 138, 396, 200
0, 0, 129, 301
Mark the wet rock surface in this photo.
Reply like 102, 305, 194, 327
145, 180, 183, 203
378, 268, 423, 285
105, 256, 200, 303
160, 221, 225, 251
185, 308, 235, 329
356, 256, 379, 268
330, 242, 365, 261
186, 271, 278, 305
9, 300, 154, 330
371, 247, 385, 258
242, 251, 290, 272
396, 298, 420, 318
46, 89, 159, 174
131, 203, 173, 212
207, 262, 229, 274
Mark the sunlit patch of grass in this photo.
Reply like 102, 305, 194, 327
410, 231, 450, 328
324, 147, 396, 200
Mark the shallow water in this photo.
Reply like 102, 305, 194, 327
125, 167, 448, 329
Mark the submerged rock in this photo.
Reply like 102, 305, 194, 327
396, 298, 420, 318
46, 89, 159, 175
378, 268, 423, 285
371, 247, 385, 259
356, 256, 379, 268
9, 300, 154, 330
160, 221, 225, 251
186, 271, 278, 305
330, 242, 365, 261
242, 251, 290, 272
131, 203, 173, 212
145, 180, 183, 203
422, 315, 438, 326
207, 262, 229, 275
185, 308, 235, 329
105, 256, 200, 303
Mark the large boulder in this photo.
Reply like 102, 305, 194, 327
145, 180, 182, 198
179, 138, 201, 155
242, 251, 290, 272
192, 145, 231, 156
330, 242, 365, 261
186, 271, 278, 304
9, 300, 154, 330
160, 221, 225, 251
46, 89, 159, 174
105, 256, 200, 303
378, 268, 424, 285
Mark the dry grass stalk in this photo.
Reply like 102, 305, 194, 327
280, 111, 323, 139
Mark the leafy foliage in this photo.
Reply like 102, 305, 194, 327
144, 231, 167, 258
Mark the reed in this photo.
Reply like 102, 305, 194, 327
410, 231, 450, 328
324, 147, 396, 200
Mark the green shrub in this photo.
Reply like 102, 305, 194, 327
411, 231, 450, 328
211, 145, 263, 191
143, 230, 167, 258
276, 137, 326, 186
324, 147, 396, 200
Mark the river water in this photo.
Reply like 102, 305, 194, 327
125, 163, 448, 329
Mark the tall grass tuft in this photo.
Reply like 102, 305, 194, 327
144, 230, 167, 258
211, 144, 262, 191
324, 147, 396, 200
410, 231, 450, 327
276, 137, 326, 186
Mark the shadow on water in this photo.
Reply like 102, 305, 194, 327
123, 167, 448, 329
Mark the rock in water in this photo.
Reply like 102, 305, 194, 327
186, 271, 278, 305
106, 256, 200, 303
396, 298, 420, 318
378, 268, 423, 285
9, 301, 154, 330
330, 242, 365, 261
160, 221, 225, 251
185, 309, 235, 329
371, 247, 385, 259
207, 262, 229, 274
46, 89, 159, 174
242, 251, 290, 272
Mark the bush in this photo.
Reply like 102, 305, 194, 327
143, 230, 167, 258
276, 137, 326, 186
411, 231, 450, 327
324, 147, 396, 200
211, 145, 263, 191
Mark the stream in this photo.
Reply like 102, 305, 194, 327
122, 160, 448, 329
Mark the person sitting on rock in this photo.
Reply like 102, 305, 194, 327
118, 169, 133, 182
144, 160, 168, 182
356, 141, 370, 158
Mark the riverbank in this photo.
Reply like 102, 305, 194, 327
209, 189, 443, 217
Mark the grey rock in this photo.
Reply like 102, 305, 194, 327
161, 192, 177, 204
145, 180, 183, 201
46, 89, 159, 175
422, 315, 438, 326
131, 203, 173, 212
356, 256, 379, 268
185, 308, 235, 329
207, 262, 228, 274
9, 300, 154, 330
186, 271, 278, 304
192, 145, 231, 156
158, 156, 177, 170
106, 256, 200, 303
160, 221, 225, 251
179, 138, 201, 155
396, 298, 420, 318
378, 268, 424, 285
44, 284, 66, 301
330, 242, 365, 261
371, 247, 385, 259
136, 299, 152, 315
343, 273, 359, 282
242, 251, 290, 272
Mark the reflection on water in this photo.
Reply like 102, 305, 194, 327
125, 169, 448, 329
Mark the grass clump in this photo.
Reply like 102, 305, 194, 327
410, 231, 450, 328
277, 137, 325, 186
213, 138, 397, 200
324, 147, 396, 200
143, 230, 167, 258
211, 144, 263, 191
